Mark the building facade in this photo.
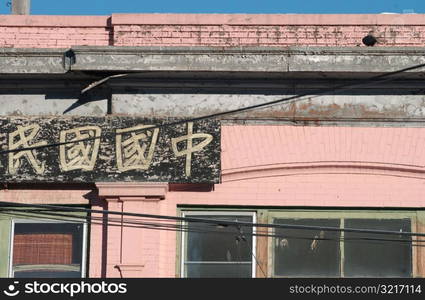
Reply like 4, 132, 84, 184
0, 13, 425, 278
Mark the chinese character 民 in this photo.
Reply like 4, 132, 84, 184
59, 126, 101, 171
115, 125, 159, 171
171, 122, 213, 177
8, 124, 47, 175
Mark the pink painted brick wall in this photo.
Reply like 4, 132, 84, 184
0, 15, 110, 48
110, 14, 425, 47
0, 27, 110, 48
1, 14, 425, 48
113, 24, 425, 47
221, 126, 425, 170
156, 124, 425, 276
87, 125, 425, 277
22, 125, 424, 277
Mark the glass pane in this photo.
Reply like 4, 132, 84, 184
184, 214, 253, 278
13, 233, 73, 265
344, 219, 412, 277
186, 263, 252, 278
273, 218, 340, 277
13, 222, 84, 278
186, 215, 253, 262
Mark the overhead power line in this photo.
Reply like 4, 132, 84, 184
0, 201, 424, 238
2, 208, 425, 251
3, 208, 422, 281
1, 62, 425, 155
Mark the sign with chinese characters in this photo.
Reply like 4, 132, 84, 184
0, 117, 220, 183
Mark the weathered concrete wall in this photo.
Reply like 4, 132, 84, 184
2, 14, 425, 48
0, 94, 108, 116
111, 93, 425, 125
3, 90, 425, 125
1, 46, 425, 125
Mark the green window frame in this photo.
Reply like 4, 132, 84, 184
268, 210, 419, 278
177, 208, 423, 278
0, 208, 88, 278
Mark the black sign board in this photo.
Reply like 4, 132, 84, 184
0, 117, 220, 183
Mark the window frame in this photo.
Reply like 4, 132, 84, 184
9, 218, 88, 278
267, 210, 418, 278
180, 210, 257, 278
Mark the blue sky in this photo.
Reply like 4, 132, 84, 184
0, 0, 424, 15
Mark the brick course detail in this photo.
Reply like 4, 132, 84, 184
1, 14, 425, 48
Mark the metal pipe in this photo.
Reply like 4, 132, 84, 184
12, 0, 30, 15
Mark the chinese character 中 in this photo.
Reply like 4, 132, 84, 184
59, 126, 101, 171
171, 122, 213, 177
8, 124, 47, 175
115, 125, 159, 171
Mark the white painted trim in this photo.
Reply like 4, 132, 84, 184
81, 222, 88, 278
8, 219, 15, 278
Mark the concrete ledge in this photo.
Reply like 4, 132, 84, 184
288, 51, 425, 73
0, 188, 90, 204
2, 46, 425, 75
71, 46, 289, 72
70, 46, 425, 74
70, 45, 425, 56
96, 182, 168, 200
0, 48, 67, 73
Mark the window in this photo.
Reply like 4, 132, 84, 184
343, 219, 411, 277
179, 210, 416, 278
274, 218, 341, 277
181, 212, 255, 278
272, 213, 413, 278
10, 221, 86, 278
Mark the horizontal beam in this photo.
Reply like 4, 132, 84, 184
0, 48, 67, 74
1, 46, 425, 75
70, 46, 425, 75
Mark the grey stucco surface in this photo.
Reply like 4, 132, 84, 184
111, 93, 425, 120
2, 47, 425, 127
0, 94, 108, 116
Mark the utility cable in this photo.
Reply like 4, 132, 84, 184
236, 225, 268, 278
1, 201, 424, 238
1, 209, 423, 247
